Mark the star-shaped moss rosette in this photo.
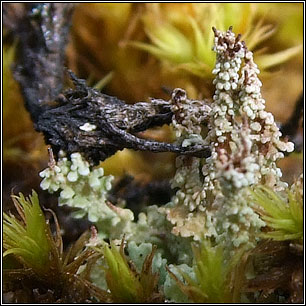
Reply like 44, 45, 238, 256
3, 191, 53, 275
250, 177, 303, 242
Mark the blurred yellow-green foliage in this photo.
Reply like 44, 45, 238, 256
3, 3, 303, 187
68, 3, 303, 106
3, 44, 47, 164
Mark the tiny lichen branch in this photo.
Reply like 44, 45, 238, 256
164, 26, 294, 249
39, 150, 115, 223
170, 88, 211, 140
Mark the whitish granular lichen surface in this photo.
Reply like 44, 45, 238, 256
40, 151, 115, 223
164, 27, 294, 249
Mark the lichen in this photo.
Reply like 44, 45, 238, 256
39, 151, 195, 262
127, 241, 168, 285
39, 151, 134, 239
39, 26, 296, 254
79, 122, 97, 131
164, 27, 294, 250
36, 26, 301, 303
129, 205, 194, 265
164, 264, 195, 303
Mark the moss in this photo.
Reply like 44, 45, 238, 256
3, 191, 109, 303
249, 182, 303, 242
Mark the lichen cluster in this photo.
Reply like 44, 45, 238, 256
164, 27, 295, 250
31, 27, 302, 303
38, 27, 297, 253
39, 151, 119, 225
208, 27, 294, 190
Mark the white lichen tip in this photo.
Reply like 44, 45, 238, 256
79, 122, 97, 131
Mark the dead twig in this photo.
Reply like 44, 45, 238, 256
8, 3, 210, 165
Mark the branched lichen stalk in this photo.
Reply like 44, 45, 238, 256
164, 27, 294, 250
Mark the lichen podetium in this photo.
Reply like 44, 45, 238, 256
163, 27, 294, 251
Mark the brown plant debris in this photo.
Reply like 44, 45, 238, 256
7, 3, 210, 166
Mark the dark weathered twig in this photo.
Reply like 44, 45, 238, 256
36, 70, 210, 165
9, 3, 211, 165
11, 3, 75, 123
